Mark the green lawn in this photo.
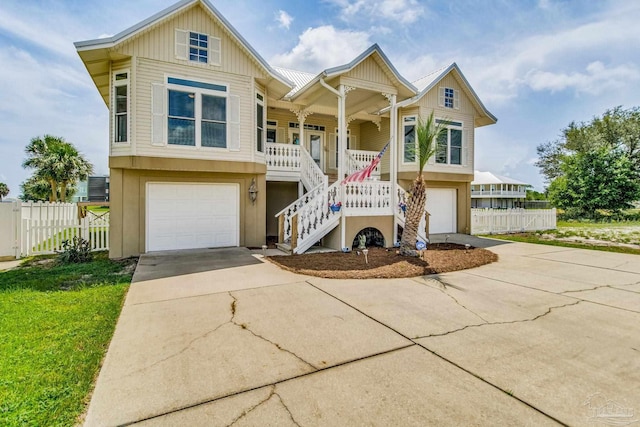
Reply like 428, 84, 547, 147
488, 233, 640, 255
0, 253, 136, 426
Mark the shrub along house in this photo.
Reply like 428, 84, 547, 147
75, 0, 496, 258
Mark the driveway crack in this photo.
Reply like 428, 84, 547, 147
226, 385, 276, 427
416, 300, 581, 339
274, 391, 302, 426
414, 276, 489, 323
230, 292, 317, 370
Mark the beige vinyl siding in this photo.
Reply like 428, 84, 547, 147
133, 57, 255, 162
343, 56, 395, 89
114, 4, 268, 80
360, 119, 390, 175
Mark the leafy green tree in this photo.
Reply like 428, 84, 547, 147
537, 106, 640, 182
547, 147, 640, 217
22, 135, 93, 202
0, 182, 8, 201
20, 176, 52, 201
525, 186, 546, 201
400, 112, 446, 255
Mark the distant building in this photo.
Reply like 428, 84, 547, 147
72, 176, 109, 203
471, 171, 527, 209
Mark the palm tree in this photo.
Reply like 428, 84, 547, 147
399, 112, 446, 256
0, 182, 8, 201
23, 135, 93, 202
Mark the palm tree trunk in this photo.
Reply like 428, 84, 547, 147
400, 176, 426, 256
59, 181, 67, 202
49, 179, 58, 202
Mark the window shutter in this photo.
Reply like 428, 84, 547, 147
228, 95, 240, 151
329, 133, 336, 168
151, 83, 166, 145
438, 87, 445, 107
454, 89, 460, 109
175, 30, 188, 60
277, 127, 285, 143
210, 37, 221, 65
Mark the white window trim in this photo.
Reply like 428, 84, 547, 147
401, 115, 418, 165
166, 76, 229, 150
256, 90, 265, 153
435, 118, 464, 166
112, 70, 130, 145
266, 119, 278, 143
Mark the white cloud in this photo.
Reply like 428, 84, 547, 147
525, 61, 640, 95
275, 10, 293, 30
461, 2, 640, 105
328, 0, 424, 24
270, 25, 372, 72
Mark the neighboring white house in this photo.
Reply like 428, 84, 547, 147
471, 171, 527, 209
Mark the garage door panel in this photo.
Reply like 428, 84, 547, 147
147, 183, 239, 252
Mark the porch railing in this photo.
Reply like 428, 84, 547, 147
471, 188, 526, 197
266, 143, 326, 190
345, 149, 381, 178
343, 181, 392, 216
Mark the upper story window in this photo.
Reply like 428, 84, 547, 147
256, 92, 264, 153
189, 32, 208, 63
402, 116, 416, 163
113, 71, 129, 143
439, 87, 459, 109
175, 30, 221, 65
166, 77, 227, 148
435, 119, 463, 165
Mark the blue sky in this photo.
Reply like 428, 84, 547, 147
0, 0, 639, 198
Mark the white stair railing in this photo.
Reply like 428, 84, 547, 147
292, 182, 342, 254
343, 181, 393, 216
300, 145, 327, 191
276, 182, 328, 244
395, 187, 428, 244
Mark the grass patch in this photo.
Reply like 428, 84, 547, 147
557, 220, 640, 228
487, 233, 640, 255
0, 252, 136, 426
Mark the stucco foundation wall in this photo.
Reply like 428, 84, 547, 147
109, 165, 266, 258
322, 216, 394, 251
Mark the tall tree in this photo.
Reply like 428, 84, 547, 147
0, 182, 8, 201
400, 112, 446, 256
22, 135, 93, 202
547, 147, 640, 217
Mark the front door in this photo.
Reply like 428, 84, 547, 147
306, 131, 323, 169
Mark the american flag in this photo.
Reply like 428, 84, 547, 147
341, 142, 389, 184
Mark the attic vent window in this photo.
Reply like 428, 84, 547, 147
189, 32, 208, 63
175, 29, 221, 65
439, 87, 460, 109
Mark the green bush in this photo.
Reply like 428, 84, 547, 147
57, 236, 93, 264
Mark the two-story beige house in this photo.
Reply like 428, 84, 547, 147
75, 0, 496, 258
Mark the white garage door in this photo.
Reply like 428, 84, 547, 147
147, 183, 239, 252
426, 188, 457, 234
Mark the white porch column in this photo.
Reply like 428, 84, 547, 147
290, 107, 312, 150
384, 93, 398, 244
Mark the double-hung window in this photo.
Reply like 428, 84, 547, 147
402, 116, 417, 163
113, 72, 129, 143
435, 119, 463, 165
167, 77, 227, 148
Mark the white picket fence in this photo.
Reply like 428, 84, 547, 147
0, 201, 109, 258
471, 208, 556, 235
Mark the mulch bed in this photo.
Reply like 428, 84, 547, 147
266, 243, 498, 279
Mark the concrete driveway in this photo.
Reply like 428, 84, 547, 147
84, 243, 640, 426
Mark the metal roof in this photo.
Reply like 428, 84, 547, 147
272, 67, 316, 98
472, 171, 528, 186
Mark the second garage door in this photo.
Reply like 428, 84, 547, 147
147, 183, 239, 252
426, 188, 457, 234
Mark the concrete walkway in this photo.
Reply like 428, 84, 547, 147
84, 243, 640, 426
